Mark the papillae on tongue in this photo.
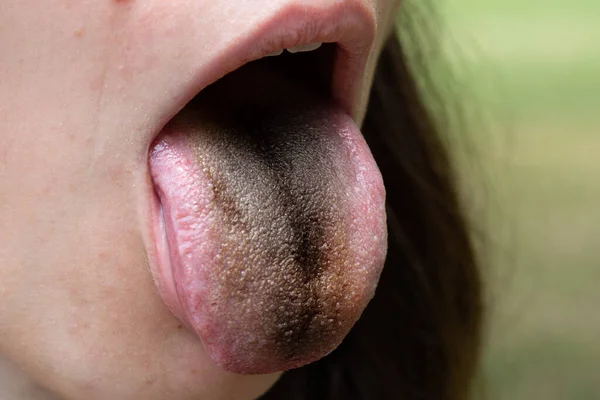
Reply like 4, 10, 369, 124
149, 60, 387, 375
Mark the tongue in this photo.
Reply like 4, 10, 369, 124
149, 59, 387, 374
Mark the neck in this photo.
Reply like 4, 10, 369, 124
0, 355, 58, 400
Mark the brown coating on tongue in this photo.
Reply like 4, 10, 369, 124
154, 59, 386, 374
178, 98, 360, 372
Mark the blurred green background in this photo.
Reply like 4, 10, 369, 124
436, 0, 599, 398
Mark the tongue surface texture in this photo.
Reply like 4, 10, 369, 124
149, 61, 387, 374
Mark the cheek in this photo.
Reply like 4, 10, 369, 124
355, 0, 401, 124
0, 126, 142, 389
376, 0, 401, 45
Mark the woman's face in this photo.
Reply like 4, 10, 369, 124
0, 0, 399, 399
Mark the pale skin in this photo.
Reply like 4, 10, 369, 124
0, 0, 400, 399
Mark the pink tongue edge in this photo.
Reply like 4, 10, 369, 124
148, 109, 387, 375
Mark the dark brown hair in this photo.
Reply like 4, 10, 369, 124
260, 27, 484, 400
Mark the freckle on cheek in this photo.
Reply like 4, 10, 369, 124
73, 28, 85, 38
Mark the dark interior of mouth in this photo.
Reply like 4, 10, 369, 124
149, 43, 387, 374
271, 43, 335, 92
195, 42, 337, 109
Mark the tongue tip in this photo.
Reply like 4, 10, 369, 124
196, 276, 384, 376
203, 333, 345, 375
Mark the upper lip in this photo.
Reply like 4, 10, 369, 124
167, 1, 376, 124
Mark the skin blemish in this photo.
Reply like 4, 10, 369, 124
73, 28, 85, 38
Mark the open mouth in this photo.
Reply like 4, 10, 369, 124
147, 28, 387, 375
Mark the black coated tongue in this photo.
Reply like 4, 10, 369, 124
150, 58, 387, 374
